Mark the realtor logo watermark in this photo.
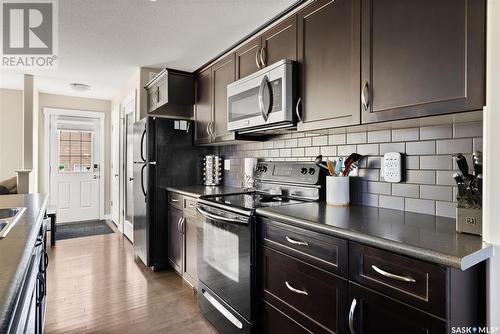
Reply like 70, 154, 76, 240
1, 0, 58, 68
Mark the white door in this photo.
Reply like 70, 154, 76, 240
111, 106, 121, 231
49, 116, 101, 223
122, 96, 135, 241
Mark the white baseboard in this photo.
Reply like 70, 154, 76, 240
102, 214, 111, 220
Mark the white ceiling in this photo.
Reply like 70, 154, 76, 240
0, 0, 297, 100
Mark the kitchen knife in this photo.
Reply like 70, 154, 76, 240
455, 153, 471, 179
453, 173, 468, 206
473, 151, 482, 176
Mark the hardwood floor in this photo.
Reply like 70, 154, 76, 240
45, 230, 218, 334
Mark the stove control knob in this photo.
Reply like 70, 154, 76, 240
301, 167, 308, 175
262, 166, 268, 173
308, 168, 316, 175
257, 166, 262, 173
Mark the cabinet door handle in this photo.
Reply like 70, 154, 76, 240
170, 198, 179, 202
259, 46, 266, 68
349, 298, 357, 334
206, 122, 211, 137
361, 81, 370, 111
177, 217, 183, 233
156, 86, 160, 103
285, 281, 308, 295
285, 236, 308, 246
295, 97, 302, 122
371, 265, 416, 283
255, 48, 262, 69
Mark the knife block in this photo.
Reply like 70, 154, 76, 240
456, 207, 482, 236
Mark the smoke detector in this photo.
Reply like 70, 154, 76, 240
70, 83, 91, 91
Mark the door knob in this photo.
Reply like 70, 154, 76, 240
129, 177, 134, 181
114, 174, 119, 177
93, 175, 99, 180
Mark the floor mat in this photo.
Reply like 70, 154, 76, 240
56, 220, 114, 240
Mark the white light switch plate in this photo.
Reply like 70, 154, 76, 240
383, 152, 402, 182
224, 159, 231, 171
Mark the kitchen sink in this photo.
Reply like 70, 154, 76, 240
0, 207, 26, 238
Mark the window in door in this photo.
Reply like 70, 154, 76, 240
58, 130, 93, 172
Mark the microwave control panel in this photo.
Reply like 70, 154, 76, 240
270, 78, 282, 113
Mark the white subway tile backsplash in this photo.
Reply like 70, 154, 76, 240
406, 170, 435, 184
405, 198, 435, 215
347, 132, 367, 144
436, 138, 472, 154
357, 144, 379, 156
392, 128, 419, 142
436, 201, 456, 218
285, 139, 298, 148
297, 137, 312, 147
420, 125, 453, 140
453, 122, 482, 138
321, 146, 337, 157
222, 116, 481, 218
338, 145, 357, 156
420, 185, 452, 201
368, 130, 391, 143
313, 136, 328, 146
292, 147, 305, 157
436, 170, 456, 186
420, 155, 452, 170
329, 133, 346, 145
379, 195, 405, 211
392, 184, 419, 198
367, 181, 391, 195
406, 141, 436, 155
380, 142, 405, 155
304, 147, 320, 157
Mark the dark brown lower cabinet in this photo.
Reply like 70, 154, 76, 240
348, 282, 446, 333
260, 246, 347, 333
261, 301, 312, 334
167, 206, 183, 273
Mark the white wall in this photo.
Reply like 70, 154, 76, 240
484, 0, 500, 326
38, 93, 111, 213
0, 88, 23, 181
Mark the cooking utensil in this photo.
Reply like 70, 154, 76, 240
335, 157, 343, 176
314, 155, 330, 174
342, 153, 363, 176
326, 159, 336, 176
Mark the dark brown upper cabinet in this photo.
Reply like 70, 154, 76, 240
236, 17, 297, 80
260, 16, 297, 69
144, 68, 195, 118
361, 0, 486, 124
235, 36, 262, 79
296, 0, 361, 131
212, 54, 236, 141
194, 67, 212, 145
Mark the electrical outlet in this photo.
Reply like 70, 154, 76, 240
383, 152, 402, 182
224, 159, 231, 171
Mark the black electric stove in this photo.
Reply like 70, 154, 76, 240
196, 162, 324, 334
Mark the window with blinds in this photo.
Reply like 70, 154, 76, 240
58, 130, 93, 172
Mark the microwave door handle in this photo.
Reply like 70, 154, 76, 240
258, 75, 271, 121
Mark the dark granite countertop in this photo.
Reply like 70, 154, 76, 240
256, 203, 492, 270
165, 185, 248, 198
0, 193, 48, 333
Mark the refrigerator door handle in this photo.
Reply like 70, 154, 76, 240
141, 164, 147, 198
140, 128, 146, 162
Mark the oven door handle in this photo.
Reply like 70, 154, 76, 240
258, 75, 271, 121
196, 207, 242, 224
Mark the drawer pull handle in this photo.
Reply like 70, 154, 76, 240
371, 265, 416, 283
285, 281, 308, 295
285, 236, 308, 246
349, 298, 357, 334
171, 198, 179, 202
189, 203, 196, 208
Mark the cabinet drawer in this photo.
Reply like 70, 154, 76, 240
183, 196, 197, 215
167, 192, 183, 210
259, 218, 347, 277
349, 242, 446, 318
261, 246, 347, 333
261, 301, 311, 334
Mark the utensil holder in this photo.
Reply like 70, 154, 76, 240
326, 176, 350, 206
456, 207, 482, 236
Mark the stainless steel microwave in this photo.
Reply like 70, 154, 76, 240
227, 59, 295, 133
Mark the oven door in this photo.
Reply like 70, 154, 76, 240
227, 60, 293, 132
196, 204, 252, 326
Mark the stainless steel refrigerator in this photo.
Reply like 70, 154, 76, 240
133, 117, 207, 270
